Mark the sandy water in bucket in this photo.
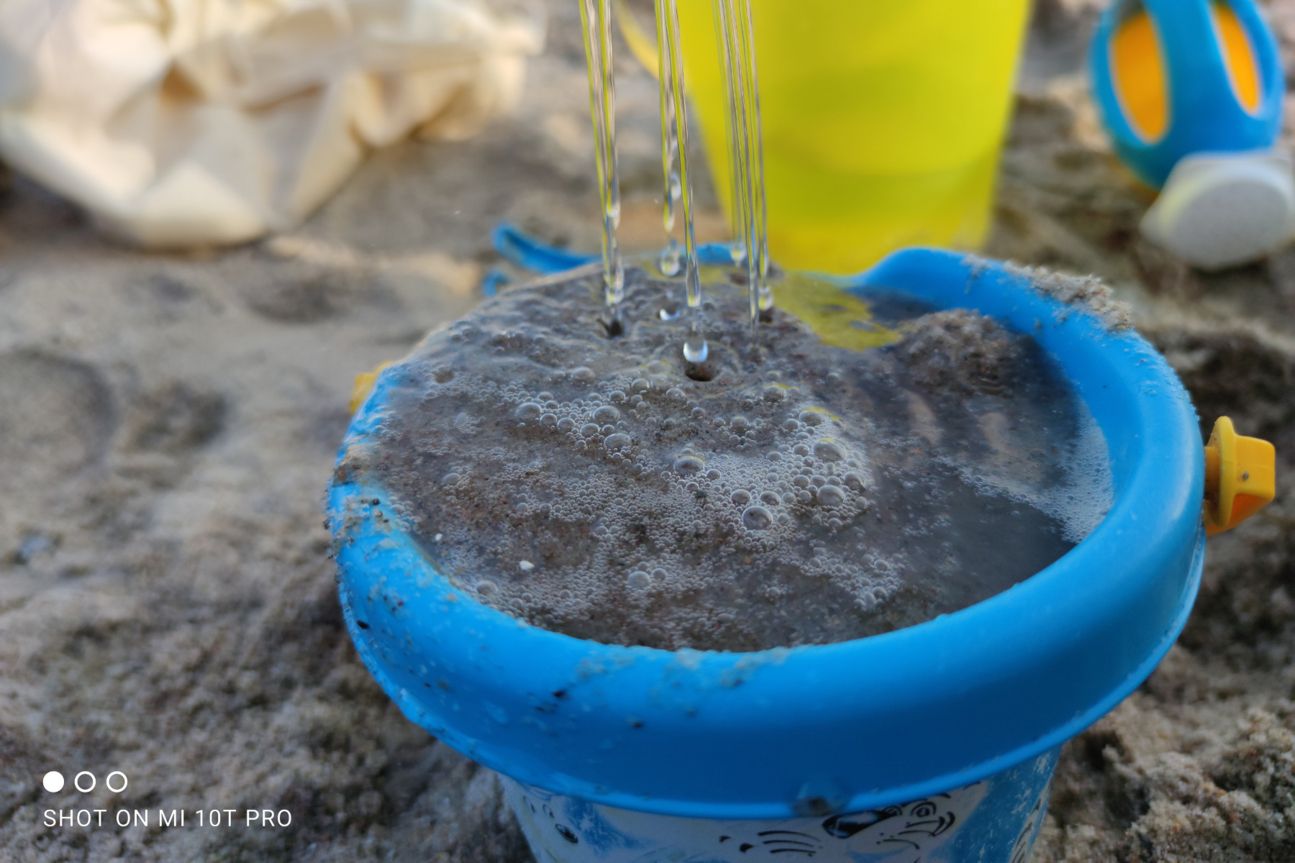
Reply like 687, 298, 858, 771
349, 267, 1111, 651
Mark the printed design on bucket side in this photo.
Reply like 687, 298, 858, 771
503, 776, 993, 863
505, 781, 652, 861
706, 782, 988, 861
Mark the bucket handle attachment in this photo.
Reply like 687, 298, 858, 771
1203, 416, 1275, 534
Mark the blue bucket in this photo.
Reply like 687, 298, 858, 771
329, 249, 1205, 862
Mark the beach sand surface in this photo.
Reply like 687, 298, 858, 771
1, 0, 1293, 859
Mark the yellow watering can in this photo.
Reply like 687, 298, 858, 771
620, 0, 1031, 274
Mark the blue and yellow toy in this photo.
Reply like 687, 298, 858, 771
1092, 0, 1293, 270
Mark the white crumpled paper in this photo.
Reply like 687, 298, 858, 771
0, 0, 541, 247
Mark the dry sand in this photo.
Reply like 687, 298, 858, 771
1, 0, 1293, 859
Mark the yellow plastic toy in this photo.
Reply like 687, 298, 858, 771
622, 0, 1031, 275
349, 362, 393, 414
1203, 416, 1276, 535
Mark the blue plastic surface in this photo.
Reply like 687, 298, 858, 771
1091, 0, 1283, 188
329, 248, 1206, 819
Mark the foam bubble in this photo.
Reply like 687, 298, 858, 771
814, 440, 844, 462
514, 402, 542, 421
742, 505, 774, 530
817, 485, 845, 507
673, 454, 705, 475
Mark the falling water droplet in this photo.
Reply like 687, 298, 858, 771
659, 241, 683, 277
683, 336, 709, 363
